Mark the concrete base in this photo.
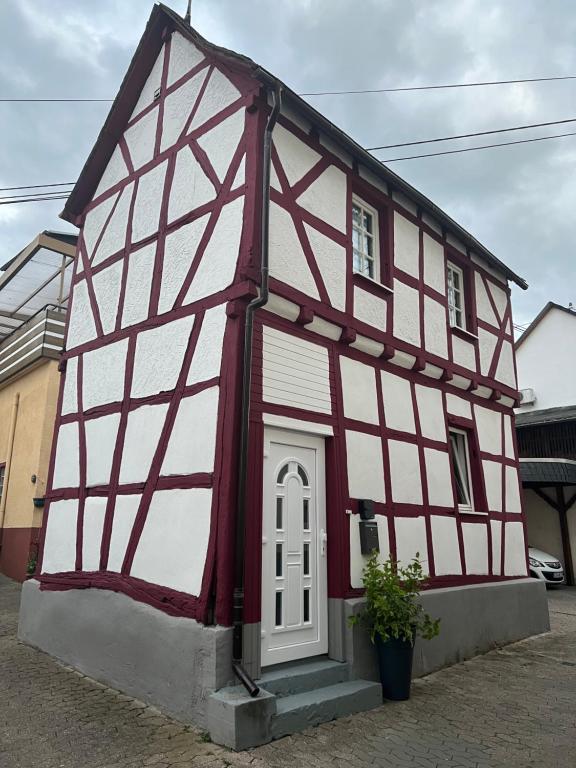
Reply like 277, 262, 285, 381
18, 579, 233, 727
344, 578, 550, 682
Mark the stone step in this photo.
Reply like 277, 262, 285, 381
270, 679, 382, 740
258, 657, 349, 697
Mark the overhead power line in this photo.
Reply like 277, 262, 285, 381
0, 182, 74, 192
0, 189, 72, 201
380, 130, 576, 162
0, 195, 69, 206
2, 74, 576, 103
367, 117, 576, 150
301, 75, 576, 96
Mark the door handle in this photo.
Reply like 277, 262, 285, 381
320, 529, 327, 556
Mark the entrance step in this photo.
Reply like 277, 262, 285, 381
270, 679, 382, 740
258, 657, 350, 697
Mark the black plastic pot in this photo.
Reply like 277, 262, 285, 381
375, 633, 414, 700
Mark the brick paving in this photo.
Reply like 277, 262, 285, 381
1, 576, 575, 768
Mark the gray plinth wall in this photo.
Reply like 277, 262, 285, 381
18, 579, 234, 727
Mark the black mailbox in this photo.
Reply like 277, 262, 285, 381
358, 499, 375, 520
359, 520, 380, 555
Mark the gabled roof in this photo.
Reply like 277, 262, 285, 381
516, 302, 576, 349
516, 404, 576, 427
61, 2, 528, 290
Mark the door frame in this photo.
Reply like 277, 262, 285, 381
259, 424, 332, 663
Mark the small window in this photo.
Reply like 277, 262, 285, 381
449, 429, 473, 513
447, 262, 465, 329
352, 197, 379, 280
277, 464, 289, 484
0, 464, 5, 503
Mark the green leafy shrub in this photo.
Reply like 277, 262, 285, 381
349, 552, 440, 643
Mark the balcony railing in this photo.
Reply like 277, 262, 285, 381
0, 305, 66, 387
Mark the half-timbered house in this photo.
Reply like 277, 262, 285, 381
19, 3, 548, 748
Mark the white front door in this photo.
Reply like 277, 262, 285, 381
261, 428, 328, 667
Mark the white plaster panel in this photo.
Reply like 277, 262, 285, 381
85, 413, 120, 487
392, 279, 420, 347
161, 213, 210, 314
269, 202, 319, 299
131, 43, 165, 119
95, 145, 129, 198
415, 385, 446, 442
132, 161, 168, 243
319, 133, 353, 167
41, 500, 78, 574
353, 287, 387, 332
475, 272, 498, 327
349, 514, 390, 589
122, 242, 156, 328
339, 356, 378, 424
358, 165, 388, 194
66, 280, 97, 350
304, 223, 346, 311
162, 386, 219, 475
92, 260, 123, 335
395, 516, 428, 571
431, 516, 462, 575
389, 440, 422, 505
345, 430, 385, 502
462, 522, 489, 574
392, 191, 418, 217
168, 32, 205, 87
491, 519, 502, 575
190, 68, 240, 132
296, 165, 347, 233
83, 338, 128, 410
184, 196, 244, 304
503, 415, 515, 459
495, 341, 516, 389
446, 234, 466, 253
120, 402, 169, 484
83, 192, 119, 261
161, 70, 207, 152
451, 334, 477, 371
124, 107, 158, 170
272, 123, 321, 187
131, 487, 212, 595
82, 497, 107, 572
474, 404, 502, 454
482, 460, 502, 512
52, 423, 79, 489
425, 449, 454, 507
504, 521, 528, 576
61, 356, 78, 415
168, 145, 215, 224
423, 233, 445, 294
92, 183, 134, 266
446, 393, 472, 419
132, 315, 195, 399
424, 296, 448, 359
107, 494, 141, 572
263, 326, 331, 414
381, 370, 415, 434
422, 213, 442, 235
232, 155, 245, 190
198, 108, 245, 182
478, 327, 498, 376
490, 282, 508, 322
187, 304, 227, 384
394, 212, 419, 278
505, 465, 522, 513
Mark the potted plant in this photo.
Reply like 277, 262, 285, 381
350, 551, 440, 701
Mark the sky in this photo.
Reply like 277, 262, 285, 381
1, 0, 576, 328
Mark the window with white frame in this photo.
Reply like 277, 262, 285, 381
449, 429, 474, 513
447, 261, 465, 329
352, 197, 379, 280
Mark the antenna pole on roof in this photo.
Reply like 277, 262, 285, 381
184, 0, 192, 24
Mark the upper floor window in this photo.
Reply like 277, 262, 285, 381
449, 428, 473, 513
447, 261, 465, 329
352, 196, 379, 281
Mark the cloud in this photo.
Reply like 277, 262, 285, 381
1, 0, 576, 325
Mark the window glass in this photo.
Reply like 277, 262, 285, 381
352, 198, 378, 280
447, 262, 465, 329
449, 429, 473, 512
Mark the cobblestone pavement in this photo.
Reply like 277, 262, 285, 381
1, 576, 575, 768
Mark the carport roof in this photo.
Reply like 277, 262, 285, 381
520, 459, 576, 486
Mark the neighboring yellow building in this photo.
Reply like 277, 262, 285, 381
0, 231, 75, 580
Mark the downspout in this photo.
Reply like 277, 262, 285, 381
0, 392, 20, 545
232, 83, 282, 695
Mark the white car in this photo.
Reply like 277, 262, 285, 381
528, 546, 565, 586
